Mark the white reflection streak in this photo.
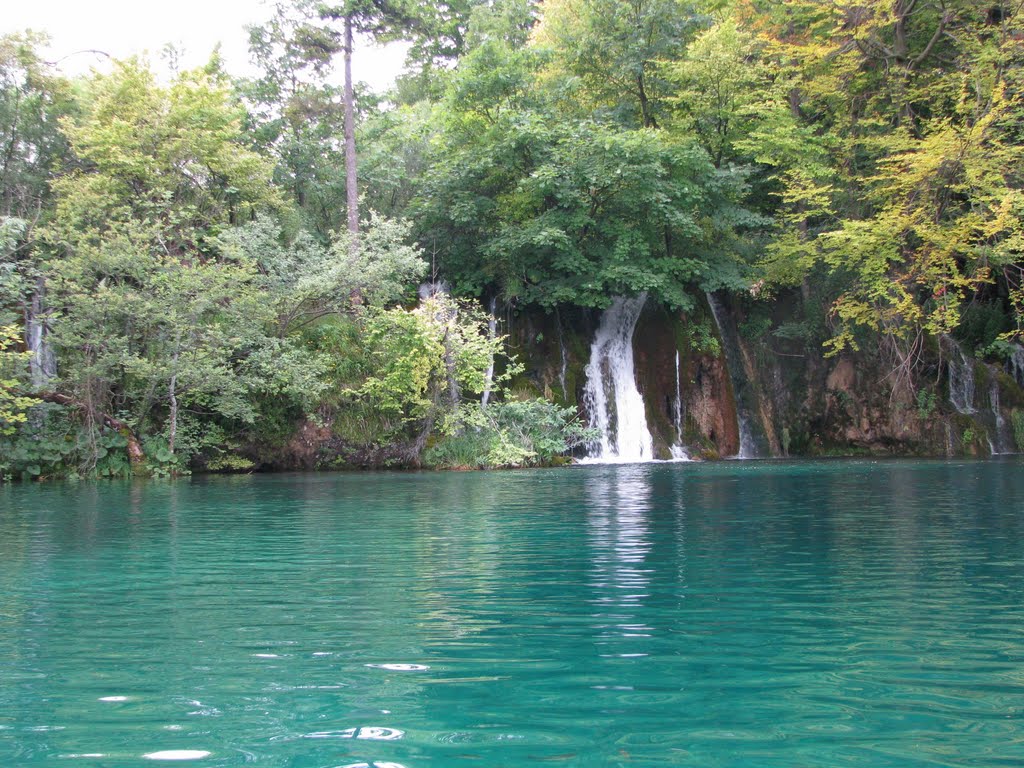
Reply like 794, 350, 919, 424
587, 468, 654, 639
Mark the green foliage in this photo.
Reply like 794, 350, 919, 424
1013, 409, 1024, 453
0, 33, 74, 223
957, 302, 1011, 353
0, 325, 39, 434
535, 0, 706, 128
217, 212, 427, 333
737, 0, 1024, 367
682, 317, 720, 356
417, 33, 761, 308
916, 389, 937, 420
0, 407, 132, 481
424, 399, 597, 468
10, 0, 1024, 474
243, 0, 350, 235
350, 295, 511, 433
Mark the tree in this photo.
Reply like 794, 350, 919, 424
736, 0, 1024, 389
351, 293, 509, 461
416, 35, 758, 309
0, 34, 74, 388
244, 0, 349, 236
318, 0, 423, 236
40, 59, 323, 468
217, 211, 427, 335
534, 0, 706, 128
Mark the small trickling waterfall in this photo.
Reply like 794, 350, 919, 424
557, 317, 569, 401
989, 377, 1014, 455
481, 296, 498, 406
706, 292, 759, 459
26, 280, 56, 388
669, 350, 689, 460
581, 294, 655, 463
943, 336, 975, 414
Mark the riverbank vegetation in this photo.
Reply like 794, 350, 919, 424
3, 1, 1024, 477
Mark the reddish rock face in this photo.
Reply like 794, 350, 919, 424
632, 303, 739, 459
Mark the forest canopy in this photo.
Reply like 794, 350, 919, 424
3, 0, 1024, 475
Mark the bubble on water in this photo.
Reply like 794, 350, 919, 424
252, 653, 280, 659
364, 663, 429, 671
99, 696, 129, 702
62, 754, 107, 759
142, 750, 212, 760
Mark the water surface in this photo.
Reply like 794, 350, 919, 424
1, 460, 1023, 767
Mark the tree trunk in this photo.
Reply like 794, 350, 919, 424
637, 72, 656, 128
343, 14, 359, 237
168, 338, 180, 455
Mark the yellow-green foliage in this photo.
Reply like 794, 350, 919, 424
0, 326, 39, 435
351, 294, 515, 429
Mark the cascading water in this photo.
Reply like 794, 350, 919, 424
989, 377, 1014, 455
669, 350, 689, 460
581, 294, 655, 463
706, 292, 759, 459
26, 280, 56, 388
943, 336, 975, 414
557, 316, 569, 401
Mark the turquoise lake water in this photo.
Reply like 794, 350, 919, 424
1, 460, 1023, 767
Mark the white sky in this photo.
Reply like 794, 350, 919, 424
3, 0, 409, 92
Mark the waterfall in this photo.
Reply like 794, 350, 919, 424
989, 377, 1013, 455
481, 296, 498, 407
669, 350, 689, 460
26, 279, 56, 388
943, 336, 975, 414
417, 280, 449, 300
556, 313, 569, 401
706, 292, 759, 458
581, 294, 654, 463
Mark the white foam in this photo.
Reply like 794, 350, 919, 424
305, 727, 404, 741
356, 726, 404, 740
364, 663, 429, 671
143, 750, 212, 761
99, 696, 129, 702
581, 294, 654, 462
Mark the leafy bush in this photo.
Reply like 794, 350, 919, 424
425, 399, 597, 469
0, 406, 132, 481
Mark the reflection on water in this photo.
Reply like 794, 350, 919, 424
1, 461, 1024, 767
587, 466, 655, 651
